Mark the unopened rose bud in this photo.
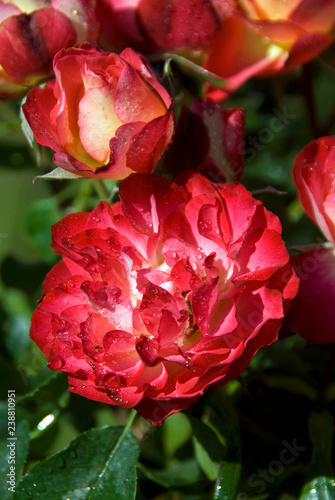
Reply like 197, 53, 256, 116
0, 0, 98, 99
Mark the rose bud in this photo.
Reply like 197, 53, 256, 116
97, 0, 233, 59
286, 136, 335, 343
0, 0, 99, 99
293, 136, 335, 245
30, 172, 298, 425
23, 43, 174, 180
165, 98, 245, 182
287, 248, 335, 344
205, 0, 335, 100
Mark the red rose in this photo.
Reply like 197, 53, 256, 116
30, 172, 298, 424
286, 136, 335, 343
205, 0, 335, 100
23, 44, 174, 180
0, 0, 98, 99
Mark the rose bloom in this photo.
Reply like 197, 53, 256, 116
23, 43, 174, 180
30, 172, 298, 424
286, 136, 335, 344
0, 0, 98, 99
205, 0, 335, 100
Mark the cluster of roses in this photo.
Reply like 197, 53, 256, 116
3, 0, 335, 425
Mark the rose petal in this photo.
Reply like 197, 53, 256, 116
78, 83, 122, 163
52, 0, 99, 42
114, 62, 167, 124
290, 0, 335, 32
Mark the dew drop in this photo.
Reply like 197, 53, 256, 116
165, 250, 177, 259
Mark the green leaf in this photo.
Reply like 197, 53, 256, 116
213, 462, 241, 500
163, 53, 227, 87
208, 389, 241, 462
298, 413, 335, 500
257, 375, 318, 401
0, 420, 30, 500
19, 100, 34, 150
3, 315, 31, 361
299, 477, 335, 499
0, 168, 54, 263
17, 372, 68, 408
138, 459, 202, 488
14, 425, 140, 499
17, 372, 69, 435
190, 417, 226, 481
308, 412, 334, 478
34, 167, 83, 181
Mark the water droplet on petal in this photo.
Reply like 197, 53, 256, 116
165, 250, 177, 259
